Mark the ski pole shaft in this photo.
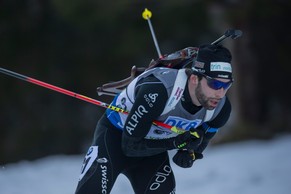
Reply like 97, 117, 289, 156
147, 19, 162, 57
0, 67, 187, 134
0, 67, 127, 113
142, 8, 162, 58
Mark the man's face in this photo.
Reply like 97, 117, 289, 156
195, 76, 231, 110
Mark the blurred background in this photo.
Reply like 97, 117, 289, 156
0, 0, 290, 164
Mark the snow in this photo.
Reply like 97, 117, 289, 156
1, 135, 291, 194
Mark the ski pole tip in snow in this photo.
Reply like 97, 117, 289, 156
142, 8, 152, 20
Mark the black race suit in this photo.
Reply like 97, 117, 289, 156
75, 75, 231, 194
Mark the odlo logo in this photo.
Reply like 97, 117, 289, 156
144, 93, 158, 107
149, 165, 172, 190
100, 165, 108, 194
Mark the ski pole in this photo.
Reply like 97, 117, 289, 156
0, 67, 193, 136
0, 67, 127, 113
211, 29, 242, 45
142, 8, 162, 58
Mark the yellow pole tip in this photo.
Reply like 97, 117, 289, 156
142, 8, 152, 20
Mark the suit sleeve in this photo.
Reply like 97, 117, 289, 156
121, 76, 175, 157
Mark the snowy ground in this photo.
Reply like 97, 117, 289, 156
1, 135, 291, 194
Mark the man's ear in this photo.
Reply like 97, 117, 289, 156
190, 74, 199, 85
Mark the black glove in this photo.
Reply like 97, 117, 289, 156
172, 128, 204, 150
172, 131, 195, 150
187, 127, 205, 150
172, 150, 203, 168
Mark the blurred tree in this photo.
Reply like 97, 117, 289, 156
0, 0, 290, 164
212, 0, 291, 142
